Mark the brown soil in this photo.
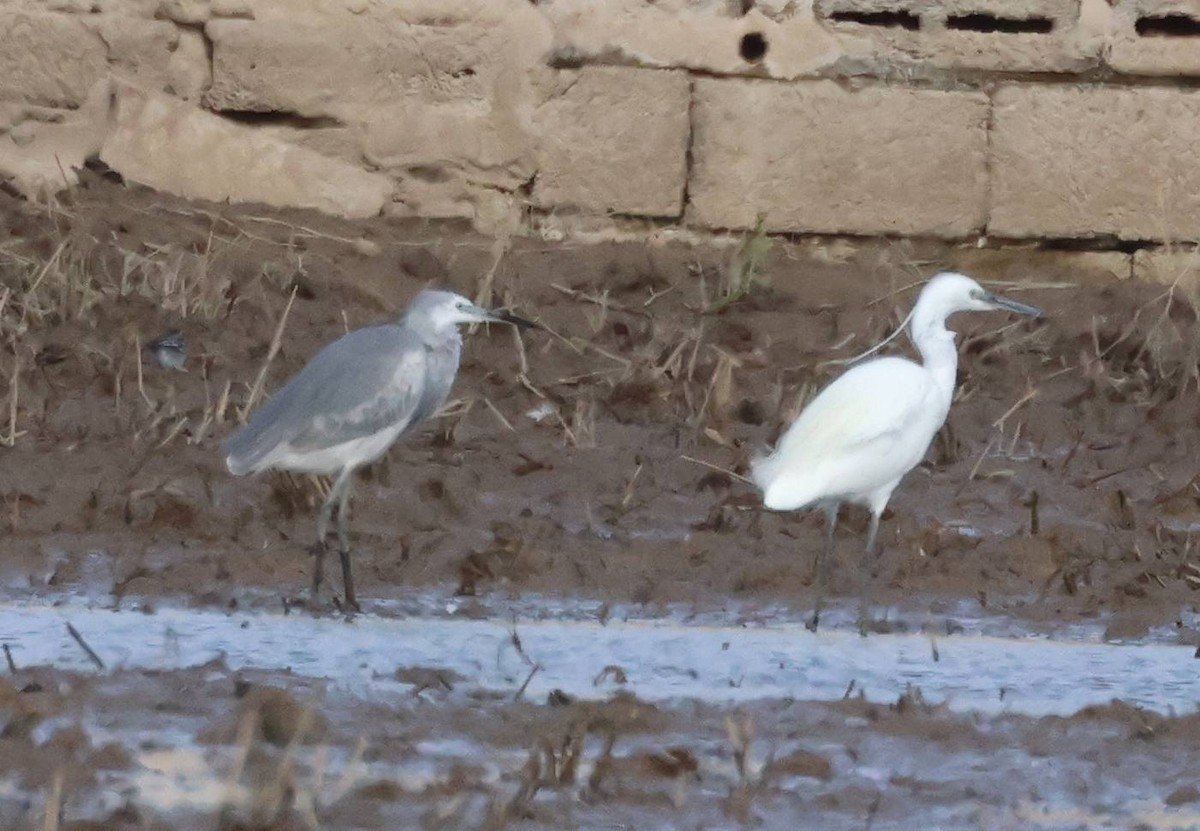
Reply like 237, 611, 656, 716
4, 173, 1200, 635
5, 173, 1200, 828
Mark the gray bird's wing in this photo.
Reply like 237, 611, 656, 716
224, 325, 431, 471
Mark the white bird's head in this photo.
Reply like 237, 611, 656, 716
405, 289, 538, 336
913, 272, 1042, 326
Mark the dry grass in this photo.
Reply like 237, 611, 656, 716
0, 223, 308, 452
706, 215, 772, 313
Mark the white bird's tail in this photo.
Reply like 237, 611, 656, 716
748, 448, 778, 494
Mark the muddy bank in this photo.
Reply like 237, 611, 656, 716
2, 649, 1199, 830
2, 174, 1200, 636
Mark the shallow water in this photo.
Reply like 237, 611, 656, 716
3, 602, 1198, 716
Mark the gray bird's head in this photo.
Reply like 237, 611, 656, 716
404, 289, 538, 339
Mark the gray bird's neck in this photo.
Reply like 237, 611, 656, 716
405, 317, 464, 350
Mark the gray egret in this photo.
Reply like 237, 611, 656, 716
751, 271, 1042, 635
223, 288, 538, 611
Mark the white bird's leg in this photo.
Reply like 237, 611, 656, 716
807, 503, 838, 633
335, 472, 360, 612
858, 510, 882, 636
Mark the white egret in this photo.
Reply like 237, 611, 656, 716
751, 272, 1042, 634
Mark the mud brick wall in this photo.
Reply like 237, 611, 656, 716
6, 0, 1200, 253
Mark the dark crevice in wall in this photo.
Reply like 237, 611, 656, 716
1136, 14, 1200, 37
946, 14, 1053, 35
546, 50, 590, 70
683, 61, 1200, 93
404, 165, 453, 184
827, 11, 920, 31
218, 111, 344, 129
679, 76, 696, 219
1036, 237, 1145, 254
517, 172, 536, 198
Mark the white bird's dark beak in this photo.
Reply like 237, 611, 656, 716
985, 292, 1042, 318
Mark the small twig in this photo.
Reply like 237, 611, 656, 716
264, 704, 318, 817
513, 663, 541, 702
680, 454, 753, 485
509, 627, 534, 666
551, 283, 649, 318
483, 398, 515, 432
471, 236, 511, 335
643, 283, 677, 308
864, 791, 882, 831
511, 321, 530, 378
240, 285, 299, 421
327, 735, 368, 804
223, 708, 258, 803
156, 415, 190, 448
3, 643, 15, 673
964, 437, 997, 485
239, 214, 369, 247
865, 278, 924, 308
66, 622, 105, 669
992, 385, 1038, 431
620, 463, 643, 509
816, 306, 916, 370
2, 347, 25, 447
981, 279, 1076, 292
134, 334, 154, 409
214, 378, 232, 423
42, 767, 64, 831
25, 239, 67, 298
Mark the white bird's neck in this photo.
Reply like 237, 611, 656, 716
909, 301, 959, 406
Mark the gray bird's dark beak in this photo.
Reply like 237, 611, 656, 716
488, 309, 541, 330
985, 293, 1043, 318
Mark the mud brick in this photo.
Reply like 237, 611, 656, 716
990, 85, 1200, 241
531, 67, 691, 218
1109, 0, 1200, 76
688, 78, 988, 237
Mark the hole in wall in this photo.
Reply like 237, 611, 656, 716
1136, 14, 1200, 37
828, 10, 920, 31
737, 0, 755, 14
405, 165, 453, 184
1037, 237, 1142, 255
218, 111, 342, 129
946, 14, 1053, 34
740, 32, 768, 62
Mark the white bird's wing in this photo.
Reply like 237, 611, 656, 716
752, 357, 937, 507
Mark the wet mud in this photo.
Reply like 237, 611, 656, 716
5, 655, 1200, 830
4, 173, 1200, 826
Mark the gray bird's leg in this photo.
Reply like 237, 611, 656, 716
807, 503, 838, 633
310, 479, 342, 598
858, 510, 882, 637
333, 470, 360, 612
